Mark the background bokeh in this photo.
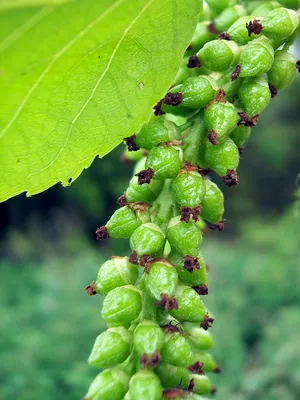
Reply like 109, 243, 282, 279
0, 47, 299, 400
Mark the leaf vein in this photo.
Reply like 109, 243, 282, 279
27, 0, 155, 179
0, 0, 126, 138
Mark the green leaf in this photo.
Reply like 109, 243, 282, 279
0, 0, 200, 202
0, 0, 71, 11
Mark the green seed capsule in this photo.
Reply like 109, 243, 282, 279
133, 320, 165, 356
230, 125, 251, 147
130, 223, 165, 257
167, 216, 203, 257
206, 0, 237, 15
183, 323, 215, 350
95, 257, 139, 295
155, 363, 190, 389
214, 5, 246, 33
239, 40, 274, 77
227, 16, 262, 45
268, 49, 296, 91
146, 145, 183, 180
84, 368, 130, 400
197, 40, 240, 72
178, 75, 219, 109
191, 374, 213, 395
135, 118, 180, 150
239, 76, 271, 117
204, 138, 239, 177
126, 175, 164, 203
161, 332, 194, 367
106, 206, 149, 239
172, 169, 206, 208
169, 284, 206, 322
186, 22, 217, 55
204, 100, 239, 141
193, 351, 218, 372
160, 85, 195, 117
250, 1, 281, 18
88, 327, 132, 368
262, 8, 299, 41
176, 254, 208, 287
129, 370, 162, 400
200, 179, 224, 224
101, 285, 142, 328
144, 260, 178, 301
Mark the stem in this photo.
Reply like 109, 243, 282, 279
151, 179, 177, 233
178, 121, 193, 132
137, 276, 157, 321
182, 113, 206, 166
142, 291, 158, 321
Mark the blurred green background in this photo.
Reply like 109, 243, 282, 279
0, 48, 300, 400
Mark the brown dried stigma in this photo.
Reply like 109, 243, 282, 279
231, 64, 241, 81
129, 251, 139, 265
124, 134, 139, 151
164, 92, 183, 106
219, 32, 230, 40
85, 281, 97, 296
246, 19, 263, 37
154, 98, 165, 116
188, 361, 205, 375
207, 130, 219, 145
161, 321, 182, 334
208, 220, 225, 231
238, 146, 245, 157
213, 366, 222, 374
184, 256, 200, 273
140, 350, 161, 369
180, 206, 201, 223
238, 112, 259, 127
140, 254, 152, 268
269, 84, 278, 98
200, 313, 214, 330
117, 193, 127, 206
221, 170, 239, 187
135, 168, 155, 184
155, 293, 179, 311
187, 379, 195, 392
95, 226, 109, 240
198, 168, 213, 177
193, 285, 209, 295
207, 21, 219, 34
187, 55, 202, 68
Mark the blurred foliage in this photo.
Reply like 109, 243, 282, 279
0, 206, 299, 399
204, 205, 300, 399
0, 250, 105, 400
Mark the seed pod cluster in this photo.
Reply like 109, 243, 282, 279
85, 1, 299, 399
